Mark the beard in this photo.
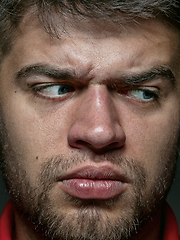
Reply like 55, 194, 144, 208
1, 145, 178, 240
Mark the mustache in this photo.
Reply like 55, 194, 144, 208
38, 153, 147, 192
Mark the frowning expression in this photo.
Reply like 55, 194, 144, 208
1, 15, 180, 240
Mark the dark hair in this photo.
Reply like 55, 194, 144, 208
0, 0, 180, 56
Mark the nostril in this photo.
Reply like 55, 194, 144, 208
75, 140, 89, 147
72, 140, 124, 154
68, 120, 126, 151
71, 134, 125, 150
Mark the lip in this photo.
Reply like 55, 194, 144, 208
58, 164, 129, 199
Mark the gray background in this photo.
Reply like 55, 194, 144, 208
1, 159, 180, 232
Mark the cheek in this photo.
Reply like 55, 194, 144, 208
0, 102, 74, 184
124, 110, 180, 182
3, 117, 68, 159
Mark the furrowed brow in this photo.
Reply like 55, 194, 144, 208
15, 64, 77, 81
15, 64, 176, 87
121, 66, 176, 85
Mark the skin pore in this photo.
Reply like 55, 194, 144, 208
0, 12, 180, 240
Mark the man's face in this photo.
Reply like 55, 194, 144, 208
1, 15, 180, 240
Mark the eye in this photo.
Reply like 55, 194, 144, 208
34, 84, 74, 99
128, 89, 159, 101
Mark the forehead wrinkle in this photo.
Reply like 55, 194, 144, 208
87, 65, 176, 87
4, 11, 180, 90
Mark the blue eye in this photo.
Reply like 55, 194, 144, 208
129, 89, 158, 101
36, 84, 73, 98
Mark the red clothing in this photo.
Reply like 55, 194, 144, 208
0, 201, 179, 240
0, 201, 14, 240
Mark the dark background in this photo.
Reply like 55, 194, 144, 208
1, 158, 180, 232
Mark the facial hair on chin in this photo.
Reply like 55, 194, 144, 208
1, 149, 178, 240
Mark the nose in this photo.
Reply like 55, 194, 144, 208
68, 85, 126, 152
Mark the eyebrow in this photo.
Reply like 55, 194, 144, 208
15, 64, 77, 81
15, 63, 176, 86
120, 66, 176, 86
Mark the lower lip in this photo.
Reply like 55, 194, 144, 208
59, 179, 126, 199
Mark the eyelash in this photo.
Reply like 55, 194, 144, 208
128, 88, 159, 101
114, 85, 160, 103
32, 83, 75, 100
31, 82, 160, 104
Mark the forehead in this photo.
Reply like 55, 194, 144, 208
2, 14, 180, 81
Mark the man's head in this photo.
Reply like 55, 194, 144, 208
1, 1, 180, 240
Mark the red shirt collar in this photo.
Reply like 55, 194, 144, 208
0, 201, 14, 240
162, 203, 179, 240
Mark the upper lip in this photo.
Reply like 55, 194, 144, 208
58, 163, 130, 183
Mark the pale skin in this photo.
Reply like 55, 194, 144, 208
0, 12, 180, 240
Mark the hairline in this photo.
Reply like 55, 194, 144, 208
1, 3, 180, 62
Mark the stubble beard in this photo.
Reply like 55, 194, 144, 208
1, 146, 178, 240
